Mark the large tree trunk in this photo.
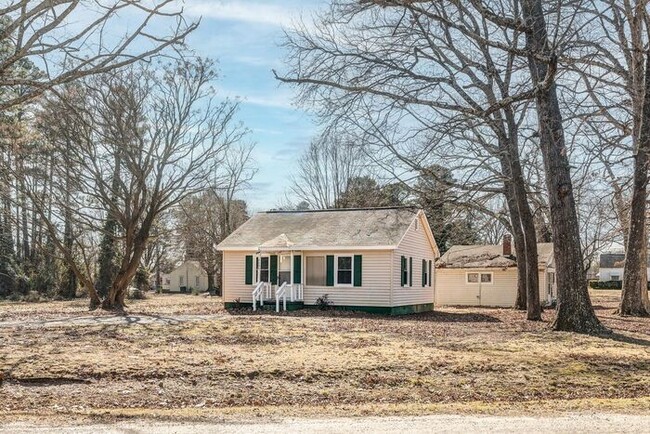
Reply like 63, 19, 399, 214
620, 50, 650, 317
506, 183, 528, 311
520, 0, 605, 333
512, 160, 541, 320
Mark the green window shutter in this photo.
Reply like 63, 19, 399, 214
400, 256, 406, 287
270, 255, 278, 285
353, 255, 362, 287
245, 255, 253, 285
326, 255, 335, 286
428, 260, 432, 287
422, 259, 426, 287
293, 255, 302, 284
409, 257, 413, 287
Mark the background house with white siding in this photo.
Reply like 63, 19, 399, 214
435, 238, 555, 307
216, 207, 439, 314
162, 260, 209, 293
597, 252, 650, 281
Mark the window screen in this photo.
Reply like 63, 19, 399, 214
306, 256, 326, 286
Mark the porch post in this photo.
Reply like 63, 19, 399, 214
290, 250, 295, 301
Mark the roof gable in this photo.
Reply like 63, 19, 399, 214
217, 207, 423, 250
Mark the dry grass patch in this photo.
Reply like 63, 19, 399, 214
0, 295, 649, 420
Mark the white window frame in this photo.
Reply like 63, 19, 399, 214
402, 256, 411, 288
195, 276, 200, 287
610, 274, 620, 281
335, 254, 354, 287
255, 254, 270, 283
466, 272, 493, 285
423, 259, 429, 287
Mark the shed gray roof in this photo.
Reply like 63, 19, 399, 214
599, 252, 650, 268
599, 253, 625, 268
217, 207, 423, 250
436, 243, 554, 269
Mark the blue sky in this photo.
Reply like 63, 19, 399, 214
181, 0, 324, 212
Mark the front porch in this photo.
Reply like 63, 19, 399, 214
248, 242, 305, 312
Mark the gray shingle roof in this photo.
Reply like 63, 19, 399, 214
436, 243, 554, 268
217, 207, 421, 250
599, 253, 625, 268
598, 252, 650, 268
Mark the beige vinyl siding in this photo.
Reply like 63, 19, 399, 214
222, 250, 393, 306
392, 213, 437, 307
222, 251, 251, 302
303, 250, 392, 307
435, 268, 548, 307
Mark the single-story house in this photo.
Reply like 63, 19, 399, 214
435, 237, 555, 307
162, 260, 209, 293
215, 207, 440, 314
597, 252, 650, 281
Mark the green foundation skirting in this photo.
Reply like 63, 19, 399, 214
225, 301, 305, 311
225, 301, 433, 315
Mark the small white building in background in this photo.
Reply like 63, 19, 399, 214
435, 239, 556, 307
162, 260, 209, 293
598, 252, 650, 281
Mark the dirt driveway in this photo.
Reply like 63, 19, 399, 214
3, 413, 650, 434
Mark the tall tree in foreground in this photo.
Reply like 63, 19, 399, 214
621, 45, 650, 316
30, 58, 246, 310
518, 0, 605, 332
277, 0, 542, 319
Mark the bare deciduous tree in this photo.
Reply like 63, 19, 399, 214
0, 0, 198, 110
28, 58, 245, 310
289, 130, 367, 209
276, 0, 544, 319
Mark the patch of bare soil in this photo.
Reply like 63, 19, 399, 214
0, 294, 649, 422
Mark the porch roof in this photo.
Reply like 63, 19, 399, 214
216, 207, 421, 251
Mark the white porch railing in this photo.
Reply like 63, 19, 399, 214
290, 283, 303, 302
252, 281, 267, 311
276, 282, 288, 312
253, 282, 304, 313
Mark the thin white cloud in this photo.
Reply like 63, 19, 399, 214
217, 86, 296, 109
184, 1, 307, 28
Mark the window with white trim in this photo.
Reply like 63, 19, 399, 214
336, 255, 353, 285
466, 272, 493, 284
257, 256, 269, 282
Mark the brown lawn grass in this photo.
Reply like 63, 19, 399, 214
1, 293, 649, 422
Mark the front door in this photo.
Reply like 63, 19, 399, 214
278, 255, 291, 285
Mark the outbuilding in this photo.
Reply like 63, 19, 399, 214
162, 260, 210, 293
435, 238, 555, 307
216, 207, 439, 314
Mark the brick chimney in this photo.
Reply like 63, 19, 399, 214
503, 234, 512, 256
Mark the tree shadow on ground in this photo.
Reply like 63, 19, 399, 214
227, 308, 502, 323
596, 331, 650, 347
